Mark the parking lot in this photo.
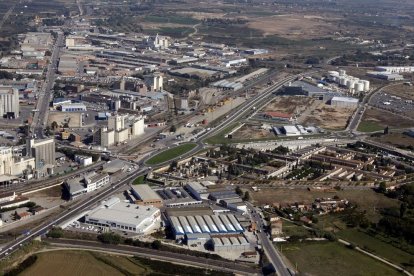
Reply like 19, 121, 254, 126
370, 92, 414, 116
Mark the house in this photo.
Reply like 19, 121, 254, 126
300, 216, 312, 224
16, 211, 30, 220
270, 216, 283, 237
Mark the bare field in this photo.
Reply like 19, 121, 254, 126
361, 107, 414, 129
264, 96, 315, 115
384, 84, 414, 101
248, 14, 339, 38
232, 124, 274, 140
302, 103, 355, 130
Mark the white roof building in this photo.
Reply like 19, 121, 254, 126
85, 197, 161, 234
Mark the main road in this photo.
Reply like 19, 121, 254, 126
31, 32, 64, 139
247, 202, 292, 276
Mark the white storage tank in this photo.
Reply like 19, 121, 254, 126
339, 69, 346, 76
355, 82, 365, 92
362, 80, 370, 91
346, 79, 356, 89
339, 76, 347, 85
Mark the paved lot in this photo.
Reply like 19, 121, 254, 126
370, 92, 414, 116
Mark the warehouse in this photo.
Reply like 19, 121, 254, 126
282, 125, 301, 136
59, 103, 87, 112
168, 213, 244, 240
131, 184, 163, 207
212, 236, 251, 253
84, 197, 160, 234
155, 187, 202, 207
330, 96, 359, 108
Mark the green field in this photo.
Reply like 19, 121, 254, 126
357, 121, 385, 132
282, 242, 401, 276
337, 228, 414, 273
144, 15, 199, 25
146, 143, 197, 165
133, 175, 146, 185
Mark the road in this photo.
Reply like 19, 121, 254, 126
44, 238, 261, 275
31, 32, 64, 139
246, 202, 292, 276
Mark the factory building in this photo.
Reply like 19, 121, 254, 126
84, 197, 161, 234
144, 72, 163, 91
26, 138, 55, 169
94, 115, 145, 147
131, 184, 163, 207
155, 187, 202, 207
0, 86, 19, 118
0, 146, 35, 177
330, 96, 359, 108
328, 70, 370, 93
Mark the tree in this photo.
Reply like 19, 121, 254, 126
47, 227, 63, 238
169, 125, 176, 133
235, 186, 243, 197
98, 232, 122, 245
243, 191, 250, 201
384, 126, 389, 135
378, 182, 387, 193
151, 240, 162, 250
400, 202, 407, 218
51, 121, 59, 130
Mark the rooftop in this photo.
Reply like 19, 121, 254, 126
132, 184, 162, 201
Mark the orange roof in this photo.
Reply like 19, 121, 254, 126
264, 112, 293, 118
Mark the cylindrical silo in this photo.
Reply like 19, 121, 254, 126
355, 82, 364, 92
339, 69, 346, 76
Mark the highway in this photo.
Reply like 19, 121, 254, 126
44, 238, 261, 275
246, 202, 292, 276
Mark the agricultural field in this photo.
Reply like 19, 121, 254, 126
358, 107, 414, 132
21, 251, 123, 276
282, 241, 401, 276
15, 250, 230, 276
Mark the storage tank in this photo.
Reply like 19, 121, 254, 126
339, 76, 347, 86
355, 82, 364, 92
346, 79, 355, 89
362, 80, 370, 91
339, 69, 346, 76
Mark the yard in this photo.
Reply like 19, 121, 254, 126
358, 107, 414, 131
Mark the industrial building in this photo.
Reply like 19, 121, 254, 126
155, 187, 202, 207
330, 96, 359, 108
94, 115, 145, 147
168, 213, 244, 239
263, 112, 294, 122
26, 138, 55, 170
84, 197, 161, 234
0, 86, 19, 118
59, 103, 87, 112
74, 155, 93, 167
212, 236, 250, 253
64, 172, 110, 199
131, 184, 163, 207
0, 146, 35, 177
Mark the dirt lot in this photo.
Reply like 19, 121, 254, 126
372, 132, 414, 148
252, 188, 399, 219
384, 83, 414, 101
302, 102, 355, 130
361, 107, 414, 129
263, 96, 315, 115
232, 124, 274, 140
247, 14, 340, 39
